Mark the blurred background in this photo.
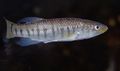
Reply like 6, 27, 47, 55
0, 0, 120, 71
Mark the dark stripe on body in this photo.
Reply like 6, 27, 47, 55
60, 28, 64, 37
57, 27, 59, 35
11, 24, 13, 33
15, 28, 17, 35
67, 27, 70, 36
31, 29, 34, 36
52, 26, 55, 38
20, 29, 23, 35
43, 28, 47, 38
37, 24, 40, 38
27, 29, 30, 36
37, 28, 40, 38
72, 26, 75, 33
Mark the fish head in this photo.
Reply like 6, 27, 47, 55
75, 20, 108, 40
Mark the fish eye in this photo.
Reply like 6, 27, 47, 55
94, 25, 100, 30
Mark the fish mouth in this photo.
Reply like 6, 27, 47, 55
103, 25, 108, 32
104, 25, 108, 32
99, 25, 108, 34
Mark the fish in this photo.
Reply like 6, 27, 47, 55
5, 17, 108, 44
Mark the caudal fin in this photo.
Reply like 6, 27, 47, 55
5, 19, 15, 39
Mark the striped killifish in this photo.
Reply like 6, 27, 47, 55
5, 17, 108, 45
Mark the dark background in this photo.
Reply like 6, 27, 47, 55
0, 0, 120, 71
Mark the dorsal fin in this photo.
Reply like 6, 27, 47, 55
17, 17, 44, 24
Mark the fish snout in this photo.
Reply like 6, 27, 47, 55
98, 24, 108, 34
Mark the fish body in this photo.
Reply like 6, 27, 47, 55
5, 18, 108, 43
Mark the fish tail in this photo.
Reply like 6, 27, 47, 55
5, 19, 15, 39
